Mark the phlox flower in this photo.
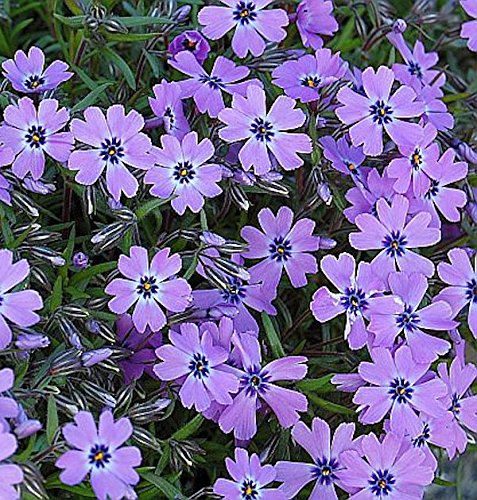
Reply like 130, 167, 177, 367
320, 135, 367, 183
0, 431, 23, 499
218, 85, 312, 175
296, 0, 338, 50
0, 368, 19, 428
460, 0, 477, 52
168, 30, 210, 64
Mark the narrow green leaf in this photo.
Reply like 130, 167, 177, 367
47, 395, 59, 445
69, 262, 117, 286
136, 197, 171, 220
50, 276, 63, 312
261, 313, 285, 358
117, 16, 174, 27
433, 477, 456, 487
296, 374, 334, 393
308, 395, 355, 415
172, 414, 204, 440
141, 472, 184, 500
71, 82, 112, 112
102, 46, 136, 90
53, 14, 85, 28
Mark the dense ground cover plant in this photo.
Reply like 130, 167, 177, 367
0, 0, 476, 498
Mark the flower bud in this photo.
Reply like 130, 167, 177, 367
72, 251, 89, 269
81, 348, 113, 367
392, 18, 407, 34
15, 333, 50, 350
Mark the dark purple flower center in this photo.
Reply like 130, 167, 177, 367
250, 118, 274, 142
345, 161, 360, 175
233, 1, 257, 25
26, 125, 46, 148
301, 75, 321, 89
183, 38, 198, 51
199, 74, 224, 90
410, 147, 423, 170
408, 61, 423, 80
136, 276, 158, 298
88, 444, 111, 468
369, 469, 395, 496
241, 478, 258, 499
412, 423, 430, 447
450, 393, 461, 416
466, 279, 477, 303
313, 457, 339, 486
25, 74, 45, 90
341, 287, 368, 314
100, 137, 124, 164
269, 236, 292, 262
241, 366, 270, 396
174, 161, 196, 184
383, 230, 407, 257
189, 353, 210, 379
424, 179, 439, 199
164, 107, 175, 126
396, 305, 420, 331
221, 277, 246, 305
388, 377, 413, 404
370, 100, 393, 125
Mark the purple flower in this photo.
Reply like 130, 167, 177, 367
192, 277, 276, 335
149, 80, 190, 140
2, 46, 72, 93
320, 135, 367, 182
271, 48, 347, 103
72, 251, 89, 269
296, 0, 338, 50
353, 345, 446, 431
154, 322, 239, 412
0, 145, 14, 205
344, 169, 396, 224
168, 30, 210, 64
336, 66, 424, 156
386, 123, 438, 196
461, 0, 477, 52
410, 148, 468, 226
0, 97, 73, 180
145, 132, 222, 215
276, 417, 359, 498
68, 105, 154, 201
213, 447, 286, 499
349, 194, 440, 279
105, 246, 192, 333
311, 253, 385, 350
0, 431, 23, 499
219, 85, 312, 175
218, 333, 307, 440
198, 0, 288, 58
437, 357, 477, 458
0, 249, 43, 350
169, 52, 260, 118
241, 206, 320, 296
437, 248, 477, 339
368, 271, 455, 363
116, 314, 162, 384
417, 82, 455, 131
340, 431, 434, 499
56, 410, 141, 500
0, 368, 18, 426
387, 32, 441, 89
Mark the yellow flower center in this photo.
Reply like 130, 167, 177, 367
391, 241, 399, 249
348, 163, 355, 171
245, 486, 253, 495
277, 246, 285, 254
31, 80, 39, 89
379, 108, 386, 117
307, 78, 316, 87
108, 147, 116, 156
32, 133, 41, 142
240, 9, 249, 17
143, 282, 151, 291
378, 480, 387, 489
180, 168, 188, 177
322, 468, 331, 476
94, 452, 104, 462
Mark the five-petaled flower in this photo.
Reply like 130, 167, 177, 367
0, 431, 23, 499
295, 0, 338, 50
105, 246, 192, 333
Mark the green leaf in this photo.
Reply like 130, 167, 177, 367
71, 82, 112, 112
308, 395, 355, 415
102, 46, 136, 90
261, 313, 285, 358
53, 14, 85, 28
141, 472, 184, 499
69, 262, 117, 286
136, 197, 171, 220
47, 395, 59, 445
50, 276, 63, 312
117, 16, 174, 27
296, 374, 334, 393
433, 477, 456, 487
172, 414, 204, 440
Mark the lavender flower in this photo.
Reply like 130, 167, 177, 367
437, 248, 477, 338
418, 82, 455, 132
276, 417, 359, 498
149, 80, 190, 140
0, 97, 73, 180
105, 246, 192, 333
340, 431, 434, 498
336, 66, 424, 156
218, 333, 307, 440
296, 0, 338, 50
0, 249, 43, 349
168, 30, 210, 64
311, 253, 385, 350
461, 0, 477, 52
349, 194, 440, 279
154, 322, 239, 412
353, 345, 446, 431
169, 52, 261, 118
56, 410, 141, 500
68, 105, 154, 201
241, 206, 320, 296
198, 1, 288, 58
145, 132, 222, 215
271, 48, 347, 103
0, 368, 18, 425
368, 271, 455, 363
0, 146, 14, 205
0, 431, 23, 499
320, 135, 367, 182
214, 447, 286, 499
218, 85, 312, 175
2, 46, 72, 93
